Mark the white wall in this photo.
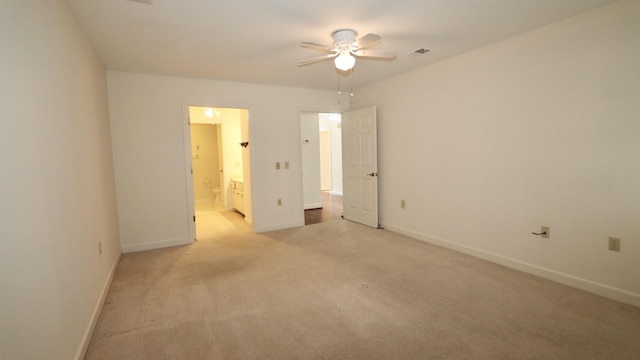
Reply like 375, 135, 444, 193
107, 71, 346, 251
328, 117, 344, 196
220, 109, 244, 210
0, 1, 121, 359
319, 117, 331, 191
301, 112, 322, 209
318, 113, 344, 195
354, 0, 640, 306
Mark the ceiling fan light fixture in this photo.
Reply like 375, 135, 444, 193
334, 50, 355, 71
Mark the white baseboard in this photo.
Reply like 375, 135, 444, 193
74, 252, 121, 360
304, 203, 323, 210
122, 237, 193, 253
255, 221, 304, 233
381, 223, 640, 308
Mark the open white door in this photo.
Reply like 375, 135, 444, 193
342, 106, 378, 228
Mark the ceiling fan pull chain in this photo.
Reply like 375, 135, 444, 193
337, 73, 342, 103
350, 66, 355, 99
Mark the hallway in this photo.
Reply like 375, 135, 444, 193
304, 191, 343, 225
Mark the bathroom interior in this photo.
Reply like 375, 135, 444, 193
189, 106, 247, 227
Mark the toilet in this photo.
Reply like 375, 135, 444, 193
211, 187, 221, 206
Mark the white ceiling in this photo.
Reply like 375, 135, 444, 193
66, 0, 617, 91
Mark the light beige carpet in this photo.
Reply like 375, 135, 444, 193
86, 211, 640, 359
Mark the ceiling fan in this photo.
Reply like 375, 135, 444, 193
298, 29, 396, 71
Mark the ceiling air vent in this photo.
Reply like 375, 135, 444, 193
404, 47, 431, 57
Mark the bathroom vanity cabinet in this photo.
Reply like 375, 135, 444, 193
231, 178, 244, 215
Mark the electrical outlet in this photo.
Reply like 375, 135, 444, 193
401, 200, 406, 209
608, 237, 621, 252
275, 162, 280, 170
541, 226, 550, 239
277, 198, 282, 206
284, 161, 289, 169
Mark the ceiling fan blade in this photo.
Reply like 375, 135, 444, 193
354, 49, 397, 60
301, 41, 334, 52
297, 53, 337, 67
354, 33, 381, 50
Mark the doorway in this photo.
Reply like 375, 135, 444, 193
187, 106, 252, 240
300, 112, 343, 225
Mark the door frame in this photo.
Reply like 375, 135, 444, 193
182, 103, 255, 241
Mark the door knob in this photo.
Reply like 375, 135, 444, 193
366, 172, 378, 177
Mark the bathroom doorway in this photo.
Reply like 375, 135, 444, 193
187, 106, 252, 240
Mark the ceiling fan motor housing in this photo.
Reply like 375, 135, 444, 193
332, 29, 357, 50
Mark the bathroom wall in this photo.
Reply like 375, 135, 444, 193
239, 109, 253, 221
219, 108, 244, 210
190, 124, 220, 202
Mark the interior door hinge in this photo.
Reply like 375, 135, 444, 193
190, 167, 193, 174
193, 216, 196, 222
